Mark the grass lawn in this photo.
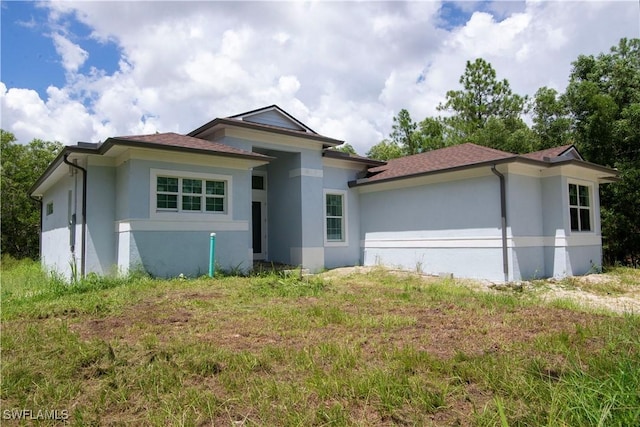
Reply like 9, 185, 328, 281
1, 257, 639, 426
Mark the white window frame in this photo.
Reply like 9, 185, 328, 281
46, 201, 54, 216
323, 189, 348, 247
150, 169, 232, 221
567, 180, 594, 233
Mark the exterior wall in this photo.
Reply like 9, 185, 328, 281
85, 165, 116, 275
128, 230, 248, 277
538, 174, 603, 279
359, 174, 506, 282
115, 158, 253, 277
214, 134, 327, 271
266, 152, 302, 265
506, 173, 545, 280
322, 164, 363, 269
41, 171, 82, 279
541, 175, 569, 278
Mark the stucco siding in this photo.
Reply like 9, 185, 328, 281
323, 166, 362, 269
113, 158, 252, 276
130, 230, 251, 277
541, 176, 565, 237
266, 152, 301, 264
115, 161, 129, 221
510, 246, 545, 280
86, 165, 116, 275
507, 174, 543, 237
360, 175, 505, 280
41, 173, 80, 279
566, 245, 602, 276
364, 247, 505, 282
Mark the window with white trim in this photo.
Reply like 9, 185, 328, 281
568, 183, 591, 232
156, 175, 226, 213
325, 192, 345, 243
46, 202, 54, 216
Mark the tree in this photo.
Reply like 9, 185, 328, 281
1, 130, 63, 259
532, 87, 573, 149
418, 117, 446, 151
437, 58, 530, 151
332, 143, 357, 155
366, 139, 403, 161
390, 109, 422, 155
564, 38, 640, 265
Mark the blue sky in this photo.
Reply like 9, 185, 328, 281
1, 1, 638, 153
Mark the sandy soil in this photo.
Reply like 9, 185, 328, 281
320, 266, 640, 315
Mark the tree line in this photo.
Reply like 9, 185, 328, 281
340, 38, 639, 266
1, 38, 638, 266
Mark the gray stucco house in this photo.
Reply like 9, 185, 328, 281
30, 105, 618, 282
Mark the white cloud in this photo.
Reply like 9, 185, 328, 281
1, 1, 638, 155
51, 33, 89, 73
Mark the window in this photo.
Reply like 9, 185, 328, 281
156, 175, 226, 213
46, 202, 54, 216
325, 192, 345, 243
569, 183, 591, 232
252, 175, 265, 190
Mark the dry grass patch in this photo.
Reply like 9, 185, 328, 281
2, 262, 639, 426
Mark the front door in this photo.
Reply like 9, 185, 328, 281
251, 173, 267, 260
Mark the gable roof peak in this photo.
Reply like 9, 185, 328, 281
228, 104, 317, 134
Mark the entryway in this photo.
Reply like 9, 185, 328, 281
251, 172, 267, 260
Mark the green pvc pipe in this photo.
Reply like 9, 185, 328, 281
209, 232, 216, 277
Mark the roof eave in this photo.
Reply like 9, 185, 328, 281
104, 137, 274, 162
322, 150, 386, 166
349, 155, 619, 188
29, 146, 98, 196
189, 118, 343, 147
349, 157, 518, 188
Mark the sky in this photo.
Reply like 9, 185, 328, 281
1, 1, 639, 154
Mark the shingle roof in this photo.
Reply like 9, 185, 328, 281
364, 143, 515, 182
520, 144, 577, 161
323, 149, 386, 166
109, 132, 271, 160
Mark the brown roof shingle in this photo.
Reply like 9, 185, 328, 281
520, 144, 576, 161
109, 132, 271, 160
364, 143, 515, 182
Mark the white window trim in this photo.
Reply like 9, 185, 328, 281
46, 201, 54, 216
323, 189, 348, 247
150, 168, 232, 221
567, 179, 594, 234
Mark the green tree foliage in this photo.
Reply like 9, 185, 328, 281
1, 130, 63, 259
366, 139, 403, 161
390, 109, 422, 155
418, 117, 447, 151
332, 143, 357, 155
532, 87, 573, 149
564, 38, 640, 265
437, 58, 529, 151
